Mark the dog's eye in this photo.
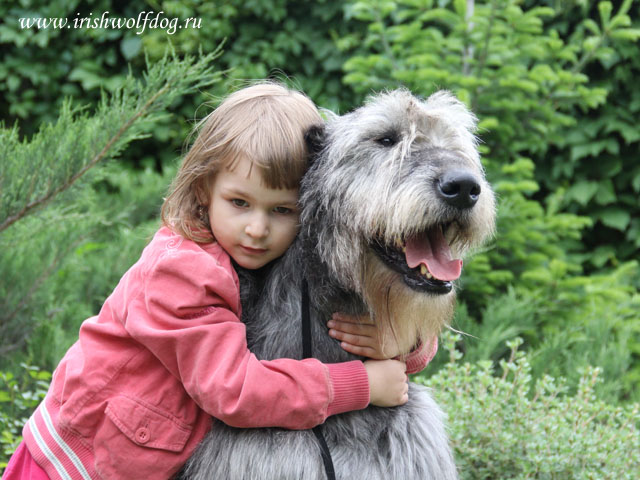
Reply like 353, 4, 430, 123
375, 135, 398, 147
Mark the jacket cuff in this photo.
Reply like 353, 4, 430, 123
324, 361, 370, 417
403, 336, 438, 374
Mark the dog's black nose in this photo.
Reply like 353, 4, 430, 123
436, 170, 481, 209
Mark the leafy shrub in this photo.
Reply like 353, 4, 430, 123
447, 260, 640, 403
419, 332, 640, 479
6, 335, 637, 478
0, 0, 366, 173
0, 364, 50, 472
527, 0, 640, 267
2, 164, 174, 370
339, 0, 640, 402
1, 1, 141, 134
141, 0, 363, 112
0, 51, 221, 368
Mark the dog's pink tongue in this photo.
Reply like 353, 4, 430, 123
405, 229, 462, 281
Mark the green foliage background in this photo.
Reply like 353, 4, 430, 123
1, 0, 639, 474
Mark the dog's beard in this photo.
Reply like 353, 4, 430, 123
360, 252, 455, 356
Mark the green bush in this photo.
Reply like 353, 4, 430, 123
0, 364, 50, 472
4, 335, 637, 477
339, 0, 640, 402
0, 0, 367, 172
446, 260, 640, 403
419, 332, 640, 479
527, 0, 640, 267
0, 50, 221, 369
1, 1, 142, 135
1, 163, 175, 370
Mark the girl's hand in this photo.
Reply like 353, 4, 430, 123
327, 313, 402, 359
364, 359, 409, 407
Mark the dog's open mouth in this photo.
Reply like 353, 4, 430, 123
371, 224, 462, 294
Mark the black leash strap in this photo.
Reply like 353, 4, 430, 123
301, 279, 337, 480
301, 278, 313, 359
313, 428, 336, 480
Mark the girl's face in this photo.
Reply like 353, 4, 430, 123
208, 156, 300, 269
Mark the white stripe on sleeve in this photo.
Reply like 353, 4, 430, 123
39, 404, 93, 480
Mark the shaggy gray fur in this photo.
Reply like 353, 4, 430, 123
183, 89, 495, 479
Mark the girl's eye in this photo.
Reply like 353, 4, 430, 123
273, 206, 293, 215
231, 199, 248, 208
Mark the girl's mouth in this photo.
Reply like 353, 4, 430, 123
240, 245, 268, 255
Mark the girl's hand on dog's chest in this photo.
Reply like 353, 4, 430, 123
328, 313, 402, 359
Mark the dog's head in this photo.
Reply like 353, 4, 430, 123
301, 89, 496, 351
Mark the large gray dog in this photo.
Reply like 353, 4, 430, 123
183, 89, 496, 479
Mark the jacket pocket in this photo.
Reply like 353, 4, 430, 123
94, 395, 194, 479
103, 394, 192, 452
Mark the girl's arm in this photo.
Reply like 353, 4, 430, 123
126, 246, 405, 430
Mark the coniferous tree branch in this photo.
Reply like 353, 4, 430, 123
0, 45, 223, 233
1, 231, 83, 340
1, 88, 163, 232
0, 46, 223, 357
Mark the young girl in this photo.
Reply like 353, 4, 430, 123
3, 83, 435, 480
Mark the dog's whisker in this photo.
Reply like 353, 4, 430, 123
446, 324, 476, 339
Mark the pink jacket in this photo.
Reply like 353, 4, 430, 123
22, 227, 372, 480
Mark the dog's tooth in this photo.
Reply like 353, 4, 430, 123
395, 237, 403, 249
420, 265, 427, 276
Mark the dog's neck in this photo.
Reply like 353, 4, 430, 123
299, 235, 369, 316
235, 235, 368, 322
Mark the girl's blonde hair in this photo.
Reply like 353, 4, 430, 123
161, 82, 323, 243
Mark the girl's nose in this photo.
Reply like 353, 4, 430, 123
245, 213, 269, 238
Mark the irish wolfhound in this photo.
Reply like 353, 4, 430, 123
183, 89, 496, 479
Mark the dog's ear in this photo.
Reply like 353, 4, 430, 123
304, 124, 326, 165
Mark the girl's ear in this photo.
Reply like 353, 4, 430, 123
194, 176, 212, 206
304, 124, 326, 164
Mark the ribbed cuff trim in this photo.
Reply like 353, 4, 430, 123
325, 361, 370, 417
403, 336, 438, 374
